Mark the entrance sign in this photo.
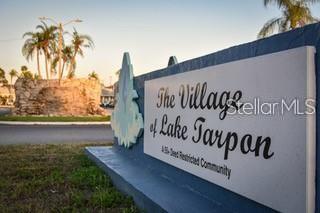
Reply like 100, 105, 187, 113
144, 46, 316, 213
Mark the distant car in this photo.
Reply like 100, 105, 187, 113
100, 103, 108, 108
107, 103, 114, 108
100, 102, 114, 108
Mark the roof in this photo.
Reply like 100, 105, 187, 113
101, 88, 114, 97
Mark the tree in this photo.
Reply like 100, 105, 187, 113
115, 69, 121, 82
67, 28, 94, 77
60, 45, 73, 79
49, 37, 60, 78
21, 66, 28, 72
0, 67, 8, 85
22, 31, 43, 79
22, 20, 93, 80
258, 0, 319, 38
9, 69, 18, 85
67, 70, 75, 79
88, 71, 99, 80
19, 66, 33, 79
0, 67, 5, 78
34, 73, 40, 80
0, 96, 8, 105
20, 70, 34, 79
36, 21, 58, 79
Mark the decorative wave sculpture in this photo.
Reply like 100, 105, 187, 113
111, 52, 143, 148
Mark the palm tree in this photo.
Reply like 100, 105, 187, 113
51, 56, 59, 78
9, 69, 18, 85
21, 66, 28, 72
0, 67, 5, 78
115, 69, 121, 82
20, 70, 33, 79
67, 28, 94, 77
88, 71, 99, 80
67, 70, 75, 79
22, 31, 43, 79
51, 45, 73, 80
0, 67, 8, 85
36, 21, 58, 79
22, 20, 94, 81
34, 73, 40, 80
49, 39, 59, 78
60, 45, 73, 79
258, 0, 319, 38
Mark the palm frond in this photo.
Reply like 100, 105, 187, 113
22, 31, 34, 38
258, 17, 284, 38
259, 0, 319, 37
264, 0, 292, 8
301, 0, 320, 4
36, 21, 50, 31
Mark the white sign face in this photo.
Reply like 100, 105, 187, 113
144, 46, 316, 213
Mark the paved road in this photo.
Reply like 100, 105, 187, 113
0, 124, 114, 145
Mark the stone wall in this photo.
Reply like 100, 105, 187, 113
13, 78, 106, 116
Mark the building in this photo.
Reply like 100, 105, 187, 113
101, 85, 114, 107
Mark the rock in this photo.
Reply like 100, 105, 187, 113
24, 91, 31, 98
13, 78, 106, 116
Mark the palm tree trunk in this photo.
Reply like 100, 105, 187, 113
36, 49, 42, 79
45, 54, 49, 80
61, 61, 65, 79
68, 50, 78, 77
68, 57, 75, 77
49, 58, 53, 79
44, 47, 52, 80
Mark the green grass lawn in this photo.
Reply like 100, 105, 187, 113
0, 115, 110, 122
0, 143, 138, 212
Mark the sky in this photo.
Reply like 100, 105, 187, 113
0, 0, 319, 85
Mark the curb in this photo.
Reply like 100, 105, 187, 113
0, 121, 111, 125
